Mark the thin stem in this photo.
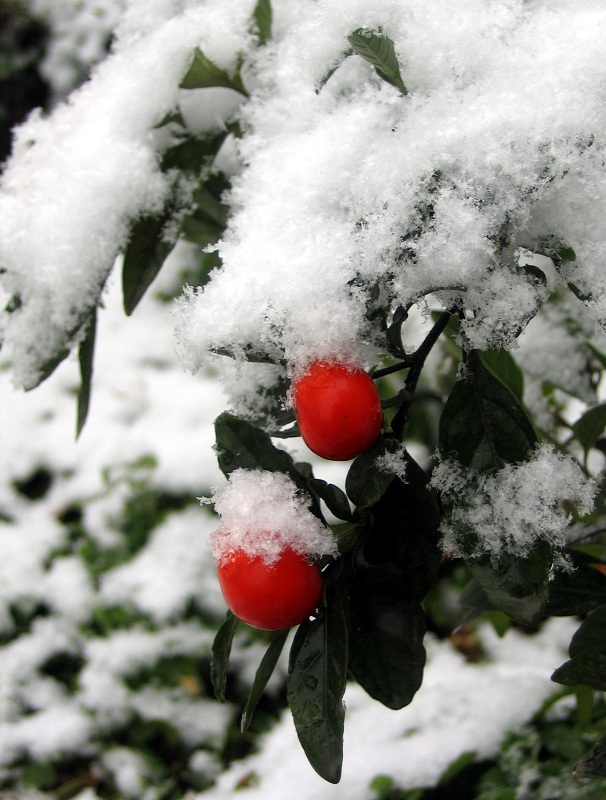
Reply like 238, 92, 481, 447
372, 360, 412, 379
390, 308, 455, 439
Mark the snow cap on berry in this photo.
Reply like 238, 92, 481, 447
209, 469, 338, 565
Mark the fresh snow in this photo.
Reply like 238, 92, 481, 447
1, 0, 606, 796
198, 619, 579, 799
209, 468, 338, 563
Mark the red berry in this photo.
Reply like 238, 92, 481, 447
217, 546, 323, 630
292, 360, 383, 460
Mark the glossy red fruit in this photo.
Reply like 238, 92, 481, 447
292, 360, 383, 460
217, 546, 323, 630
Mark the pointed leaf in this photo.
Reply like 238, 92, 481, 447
214, 413, 320, 514
347, 29, 407, 95
122, 210, 176, 315
241, 628, 289, 732
287, 590, 347, 784
572, 404, 606, 455
548, 549, 606, 616
308, 478, 353, 522
478, 349, 524, 405
76, 307, 97, 438
252, 0, 272, 45
180, 47, 249, 96
211, 611, 238, 702
215, 412, 299, 479
439, 350, 537, 474
345, 438, 401, 509
362, 452, 442, 600
466, 540, 553, 626
342, 554, 426, 710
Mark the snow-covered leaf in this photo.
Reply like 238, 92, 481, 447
180, 47, 248, 97
347, 29, 407, 95
439, 350, 537, 474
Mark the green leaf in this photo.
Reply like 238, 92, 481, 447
572, 404, 606, 456
160, 129, 228, 173
552, 604, 606, 691
76, 308, 97, 439
345, 438, 401, 509
252, 0, 272, 45
180, 47, 249, 97
215, 412, 301, 481
241, 628, 289, 732
341, 553, 426, 710
537, 235, 577, 266
214, 413, 321, 514
191, 184, 229, 228
362, 453, 442, 600
465, 540, 553, 626
478, 349, 524, 405
287, 588, 347, 784
122, 210, 176, 315
347, 29, 407, 95
548, 550, 606, 616
211, 611, 238, 702
180, 216, 223, 248
308, 479, 353, 522
439, 350, 537, 474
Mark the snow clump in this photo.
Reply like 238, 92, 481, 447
432, 443, 597, 560
209, 468, 338, 564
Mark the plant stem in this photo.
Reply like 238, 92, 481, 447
390, 308, 455, 439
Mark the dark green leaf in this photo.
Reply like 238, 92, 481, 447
347, 29, 407, 95
308, 479, 353, 522
287, 589, 347, 784
214, 413, 319, 512
180, 216, 223, 248
180, 47, 249, 97
76, 308, 97, 439
362, 453, 442, 600
478, 349, 524, 405
439, 350, 537, 474
122, 210, 176, 315
341, 553, 426, 710
345, 438, 401, 508
191, 184, 229, 228
160, 129, 228, 173
572, 404, 606, 456
211, 611, 238, 702
252, 0, 272, 45
465, 541, 553, 626
538, 235, 577, 266
241, 628, 289, 732
548, 556, 606, 617
215, 412, 299, 478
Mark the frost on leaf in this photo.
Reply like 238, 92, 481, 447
432, 444, 596, 561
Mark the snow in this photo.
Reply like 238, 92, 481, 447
209, 468, 338, 563
432, 444, 597, 559
198, 619, 578, 799
1, 0, 606, 796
